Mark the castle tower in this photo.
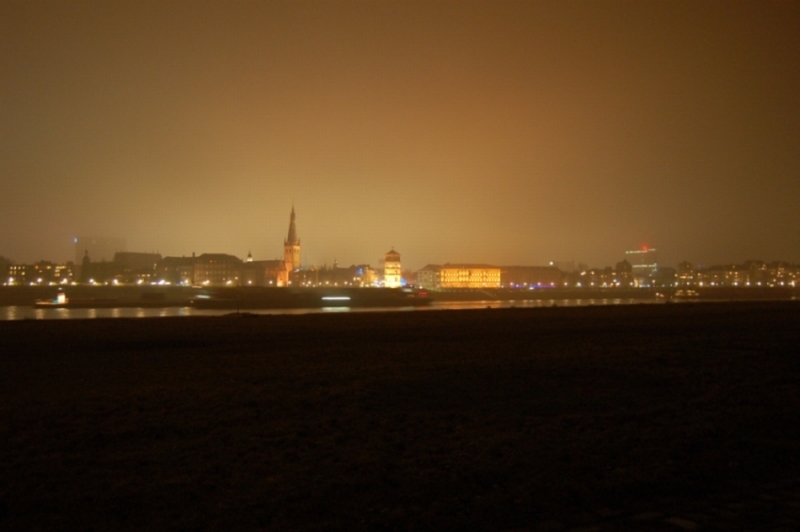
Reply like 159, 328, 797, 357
383, 248, 401, 288
283, 206, 300, 273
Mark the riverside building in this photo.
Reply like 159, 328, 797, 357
383, 249, 402, 288
416, 264, 501, 289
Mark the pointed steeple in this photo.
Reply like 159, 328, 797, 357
283, 205, 301, 275
285, 205, 299, 245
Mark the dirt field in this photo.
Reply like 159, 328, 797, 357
2, 302, 800, 531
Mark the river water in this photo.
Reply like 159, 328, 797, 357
0, 298, 663, 320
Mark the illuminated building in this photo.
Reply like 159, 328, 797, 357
31, 261, 73, 284
676, 261, 696, 286
383, 249, 402, 288
243, 259, 286, 286
6, 261, 74, 285
697, 264, 747, 287
416, 264, 501, 289
763, 261, 798, 286
8, 264, 29, 285
674, 261, 800, 288
625, 247, 658, 285
358, 265, 378, 286
573, 267, 617, 288
439, 264, 500, 288
156, 255, 198, 285
193, 254, 243, 286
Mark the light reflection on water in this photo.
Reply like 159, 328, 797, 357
0, 299, 661, 321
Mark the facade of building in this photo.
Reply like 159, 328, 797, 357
358, 265, 379, 287
415, 265, 440, 289
439, 264, 501, 288
5, 260, 73, 285
7, 263, 28, 284
155, 256, 198, 285
691, 263, 792, 287
242, 258, 286, 286
294, 263, 378, 287
193, 254, 243, 286
383, 249, 402, 288
416, 264, 501, 289
625, 247, 658, 283
676, 261, 696, 286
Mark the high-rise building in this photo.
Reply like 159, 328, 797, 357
383, 249, 402, 288
625, 247, 658, 286
283, 206, 300, 274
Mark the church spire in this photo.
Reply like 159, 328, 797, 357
283, 206, 301, 275
285, 205, 299, 246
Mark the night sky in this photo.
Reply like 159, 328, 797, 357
2, 1, 798, 271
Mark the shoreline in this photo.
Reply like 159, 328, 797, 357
0, 284, 796, 312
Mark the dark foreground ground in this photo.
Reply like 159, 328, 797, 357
2, 302, 800, 531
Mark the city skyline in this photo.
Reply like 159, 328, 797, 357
3, 201, 799, 274
2, 206, 799, 290
2, 1, 799, 269
1, 204, 799, 274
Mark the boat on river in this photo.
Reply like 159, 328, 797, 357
34, 292, 122, 308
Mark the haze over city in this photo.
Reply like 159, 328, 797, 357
2, 0, 798, 271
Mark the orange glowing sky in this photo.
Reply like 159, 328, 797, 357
2, 0, 799, 270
